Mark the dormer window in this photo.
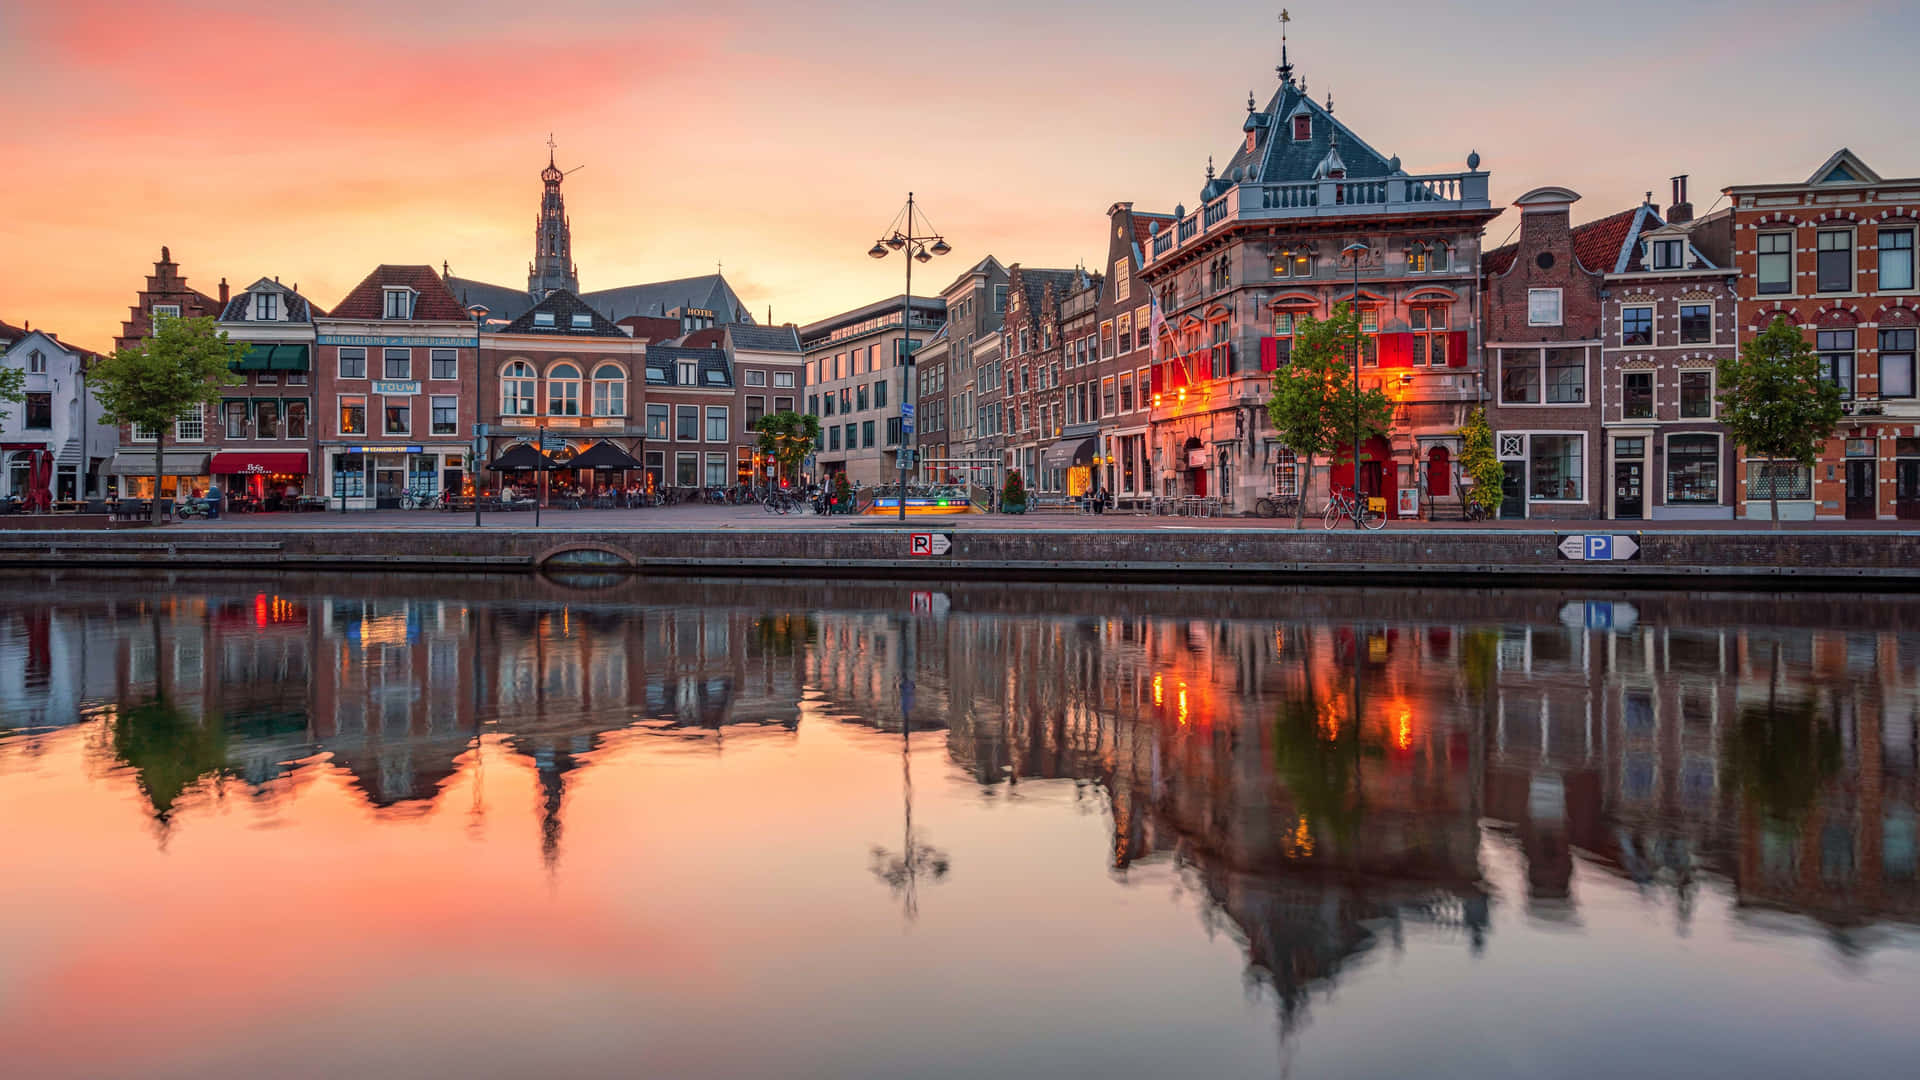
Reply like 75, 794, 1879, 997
572, 313, 592, 329
1650, 238, 1684, 270
382, 287, 415, 319
1293, 113, 1311, 141
256, 292, 279, 321
678, 360, 696, 384
534, 311, 556, 327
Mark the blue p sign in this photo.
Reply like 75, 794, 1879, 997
1586, 535, 1613, 561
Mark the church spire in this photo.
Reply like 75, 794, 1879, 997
530, 134, 578, 297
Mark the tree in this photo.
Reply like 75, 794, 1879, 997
1265, 303, 1396, 527
0, 364, 23, 424
754, 410, 820, 486
1717, 316, 1843, 529
90, 316, 245, 523
1457, 407, 1505, 518
1000, 468, 1027, 513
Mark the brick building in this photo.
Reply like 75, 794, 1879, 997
211, 277, 323, 506
1000, 263, 1078, 491
108, 247, 226, 499
479, 288, 645, 492
1073, 204, 1173, 503
314, 265, 480, 509
723, 323, 804, 487
1725, 149, 1920, 520
920, 256, 1008, 487
642, 344, 743, 490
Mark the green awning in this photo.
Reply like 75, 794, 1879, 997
234, 345, 274, 371
232, 344, 310, 372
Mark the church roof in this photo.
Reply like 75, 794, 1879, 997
581, 274, 753, 324
496, 289, 627, 337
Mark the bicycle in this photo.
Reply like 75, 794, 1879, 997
399, 488, 437, 511
761, 490, 798, 515
1253, 494, 1300, 519
1322, 486, 1386, 531
1463, 499, 1492, 522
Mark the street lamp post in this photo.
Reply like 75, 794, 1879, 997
1342, 241, 1370, 530
869, 192, 951, 521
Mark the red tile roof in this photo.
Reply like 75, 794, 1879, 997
680, 328, 726, 348
1132, 213, 1175, 248
327, 265, 470, 321
1482, 206, 1645, 276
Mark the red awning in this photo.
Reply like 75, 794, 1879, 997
210, 451, 310, 476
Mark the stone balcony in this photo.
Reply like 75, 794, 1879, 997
1144, 173, 1493, 270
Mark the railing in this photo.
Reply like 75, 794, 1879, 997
1176, 215, 1199, 242
1260, 183, 1318, 209
1203, 196, 1230, 227
1334, 180, 1388, 206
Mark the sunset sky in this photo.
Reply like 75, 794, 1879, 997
3, 0, 1914, 351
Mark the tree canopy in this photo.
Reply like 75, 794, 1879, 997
1265, 303, 1395, 526
1716, 316, 1843, 526
754, 410, 821, 483
90, 315, 245, 521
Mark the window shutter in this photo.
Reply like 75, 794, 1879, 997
1196, 348, 1213, 382
1150, 365, 1164, 394
1447, 330, 1470, 367
1260, 336, 1280, 372
1378, 332, 1414, 368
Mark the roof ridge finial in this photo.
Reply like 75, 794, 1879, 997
1325, 88, 1333, 115
1207, 155, 1216, 182
547, 131, 556, 167
1276, 9, 1294, 85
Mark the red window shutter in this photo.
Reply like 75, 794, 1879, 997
1196, 349, 1213, 382
1447, 330, 1469, 367
1378, 332, 1413, 368
1260, 336, 1279, 372
1151, 364, 1164, 394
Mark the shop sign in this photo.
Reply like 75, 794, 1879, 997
341, 445, 423, 454
1187, 448, 1210, 468
373, 380, 420, 395
318, 335, 476, 347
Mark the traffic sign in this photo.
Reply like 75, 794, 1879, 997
909, 533, 953, 556
539, 430, 568, 452
1557, 534, 1641, 561
900, 402, 915, 417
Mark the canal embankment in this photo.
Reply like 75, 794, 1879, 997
0, 524, 1915, 589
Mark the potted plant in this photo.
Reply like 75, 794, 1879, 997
1000, 470, 1028, 514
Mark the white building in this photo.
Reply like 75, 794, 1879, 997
0, 328, 117, 502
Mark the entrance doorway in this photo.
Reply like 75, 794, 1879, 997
375, 466, 404, 510
1614, 461, 1644, 519
1500, 461, 1526, 519
1846, 459, 1877, 519
1899, 458, 1920, 520
1427, 447, 1451, 498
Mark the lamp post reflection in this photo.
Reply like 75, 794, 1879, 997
870, 615, 948, 921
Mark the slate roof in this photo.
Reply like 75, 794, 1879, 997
447, 276, 535, 321
496, 289, 627, 337
1213, 81, 1395, 200
581, 274, 753, 324
1012, 267, 1080, 309
219, 277, 323, 322
328, 265, 469, 321
1482, 206, 1646, 277
644, 345, 732, 389
725, 323, 801, 353
617, 315, 685, 343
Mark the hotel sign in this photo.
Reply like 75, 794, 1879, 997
373, 380, 421, 395
318, 334, 477, 347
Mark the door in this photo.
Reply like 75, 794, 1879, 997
1500, 461, 1526, 519
1427, 447, 1451, 497
375, 468, 404, 510
1190, 468, 1207, 497
1846, 459, 1877, 519
1898, 460, 1920, 520
1614, 461, 1644, 519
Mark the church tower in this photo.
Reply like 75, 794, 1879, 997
528, 138, 579, 297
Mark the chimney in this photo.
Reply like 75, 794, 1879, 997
219, 278, 229, 304
1667, 175, 1693, 224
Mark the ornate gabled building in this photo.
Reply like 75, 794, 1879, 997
999, 263, 1079, 491
108, 247, 228, 499
1138, 32, 1498, 515
211, 277, 325, 505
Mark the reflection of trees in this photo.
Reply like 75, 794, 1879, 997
1731, 696, 1838, 824
750, 613, 815, 658
1270, 688, 1375, 852
112, 696, 228, 825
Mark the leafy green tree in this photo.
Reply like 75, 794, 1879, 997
1266, 303, 1395, 527
754, 410, 821, 487
1000, 469, 1027, 513
1457, 408, 1505, 517
90, 316, 246, 522
1717, 317, 1843, 529
0, 364, 23, 424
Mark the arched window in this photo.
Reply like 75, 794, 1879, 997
593, 364, 626, 417
548, 362, 581, 417
1407, 241, 1430, 273
501, 360, 536, 416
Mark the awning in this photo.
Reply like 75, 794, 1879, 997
210, 451, 310, 476
233, 344, 310, 372
1043, 437, 1096, 469
565, 440, 641, 471
488, 444, 555, 471
107, 450, 212, 476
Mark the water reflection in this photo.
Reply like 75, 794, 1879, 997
3, 575, 1919, 1074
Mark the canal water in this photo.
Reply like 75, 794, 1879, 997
2, 573, 1918, 1078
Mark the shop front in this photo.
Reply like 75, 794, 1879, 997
210, 450, 311, 511
1045, 437, 1097, 497
322, 444, 465, 510
107, 450, 213, 502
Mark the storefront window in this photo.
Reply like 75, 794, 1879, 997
1530, 435, 1583, 500
408, 455, 438, 495
644, 451, 665, 490
1750, 461, 1812, 500
331, 454, 366, 498
1667, 434, 1719, 503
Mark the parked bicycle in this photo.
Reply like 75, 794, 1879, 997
1463, 499, 1492, 522
399, 487, 438, 510
761, 490, 801, 515
1253, 494, 1301, 518
1322, 485, 1386, 531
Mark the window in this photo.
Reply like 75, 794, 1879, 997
1407, 242, 1429, 274
745, 369, 766, 386
431, 349, 457, 380
1500, 349, 1548, 404
1818, 329, 1856, 398
1429, 245, 1450, 273
1114, 258, 1131, 302
1530, 435, 1583, 500
705, 453, 728, 487
746, 395, 765, 432
993, 284, 1008, 313
1680, 303, 1712, 344
26, 349, 46, 374
534, 311, 555, 328
131, 421, 159, 442
1680, 370, 1713, 418
857, 385, 869, 412
384, 400, 409, 435
547, 363, 581, 416
1120, 374, 1135, 412
339, 348, 367, 379
676, 405, 699, 441
868, 344, 879, 372
431, 395, 457, 435
1527, 288, 1563, 327
1410, 306, 1448, 365
886, 416, 902, 445
705, 406, 728, 442
874, 380, 887, 409
1882, 329, 1916, 398
1292, 112, 1311, 140
1616, 437, 1645, 460
1881, 229, 1916, 291
383, 348, 411, 380
593, 364, 625, 416
1100, 321, 1115, 359
1757, 232, 1794, 294
1103, 376, 1116, 415
1650, 238, 1684, 270
1750, 461, 1812, 500
775, 396, 794, 413
382, 287, 414, 319
1116, 312, 1133, 354
845, 422, 857, 449
808, 394, 819, 415
571, 313, 592, 329
646, 403, 669, 439
1622, 371, 1653, 419
1817, 230, 1853, 293
806, 360, 818, 385
774, 371, 795, 388
840, 387, 851, 412
862, 420, 874, 448
255, 401, 280, 439
339, 396, 367, 436
1545, 349, 1585, 403
24, 393, 52, 430
224, 400, 247, 438
501, 361, 536, 416
703, 369, 726, 386
1667, 434, 1719, 503
150, 303, 180, 326
1274, 246, 1314, 278
676, 452, 699, 486
828, 427, 841, 451
823, 394, 835, 417
1136, 306, 1151, 349
1622, 306, 1653, 347
174, 408, 204, 442
285, 401, 307, 438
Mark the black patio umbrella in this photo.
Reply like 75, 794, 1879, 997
565, 440, 641, 471
487, 443, 555, 471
